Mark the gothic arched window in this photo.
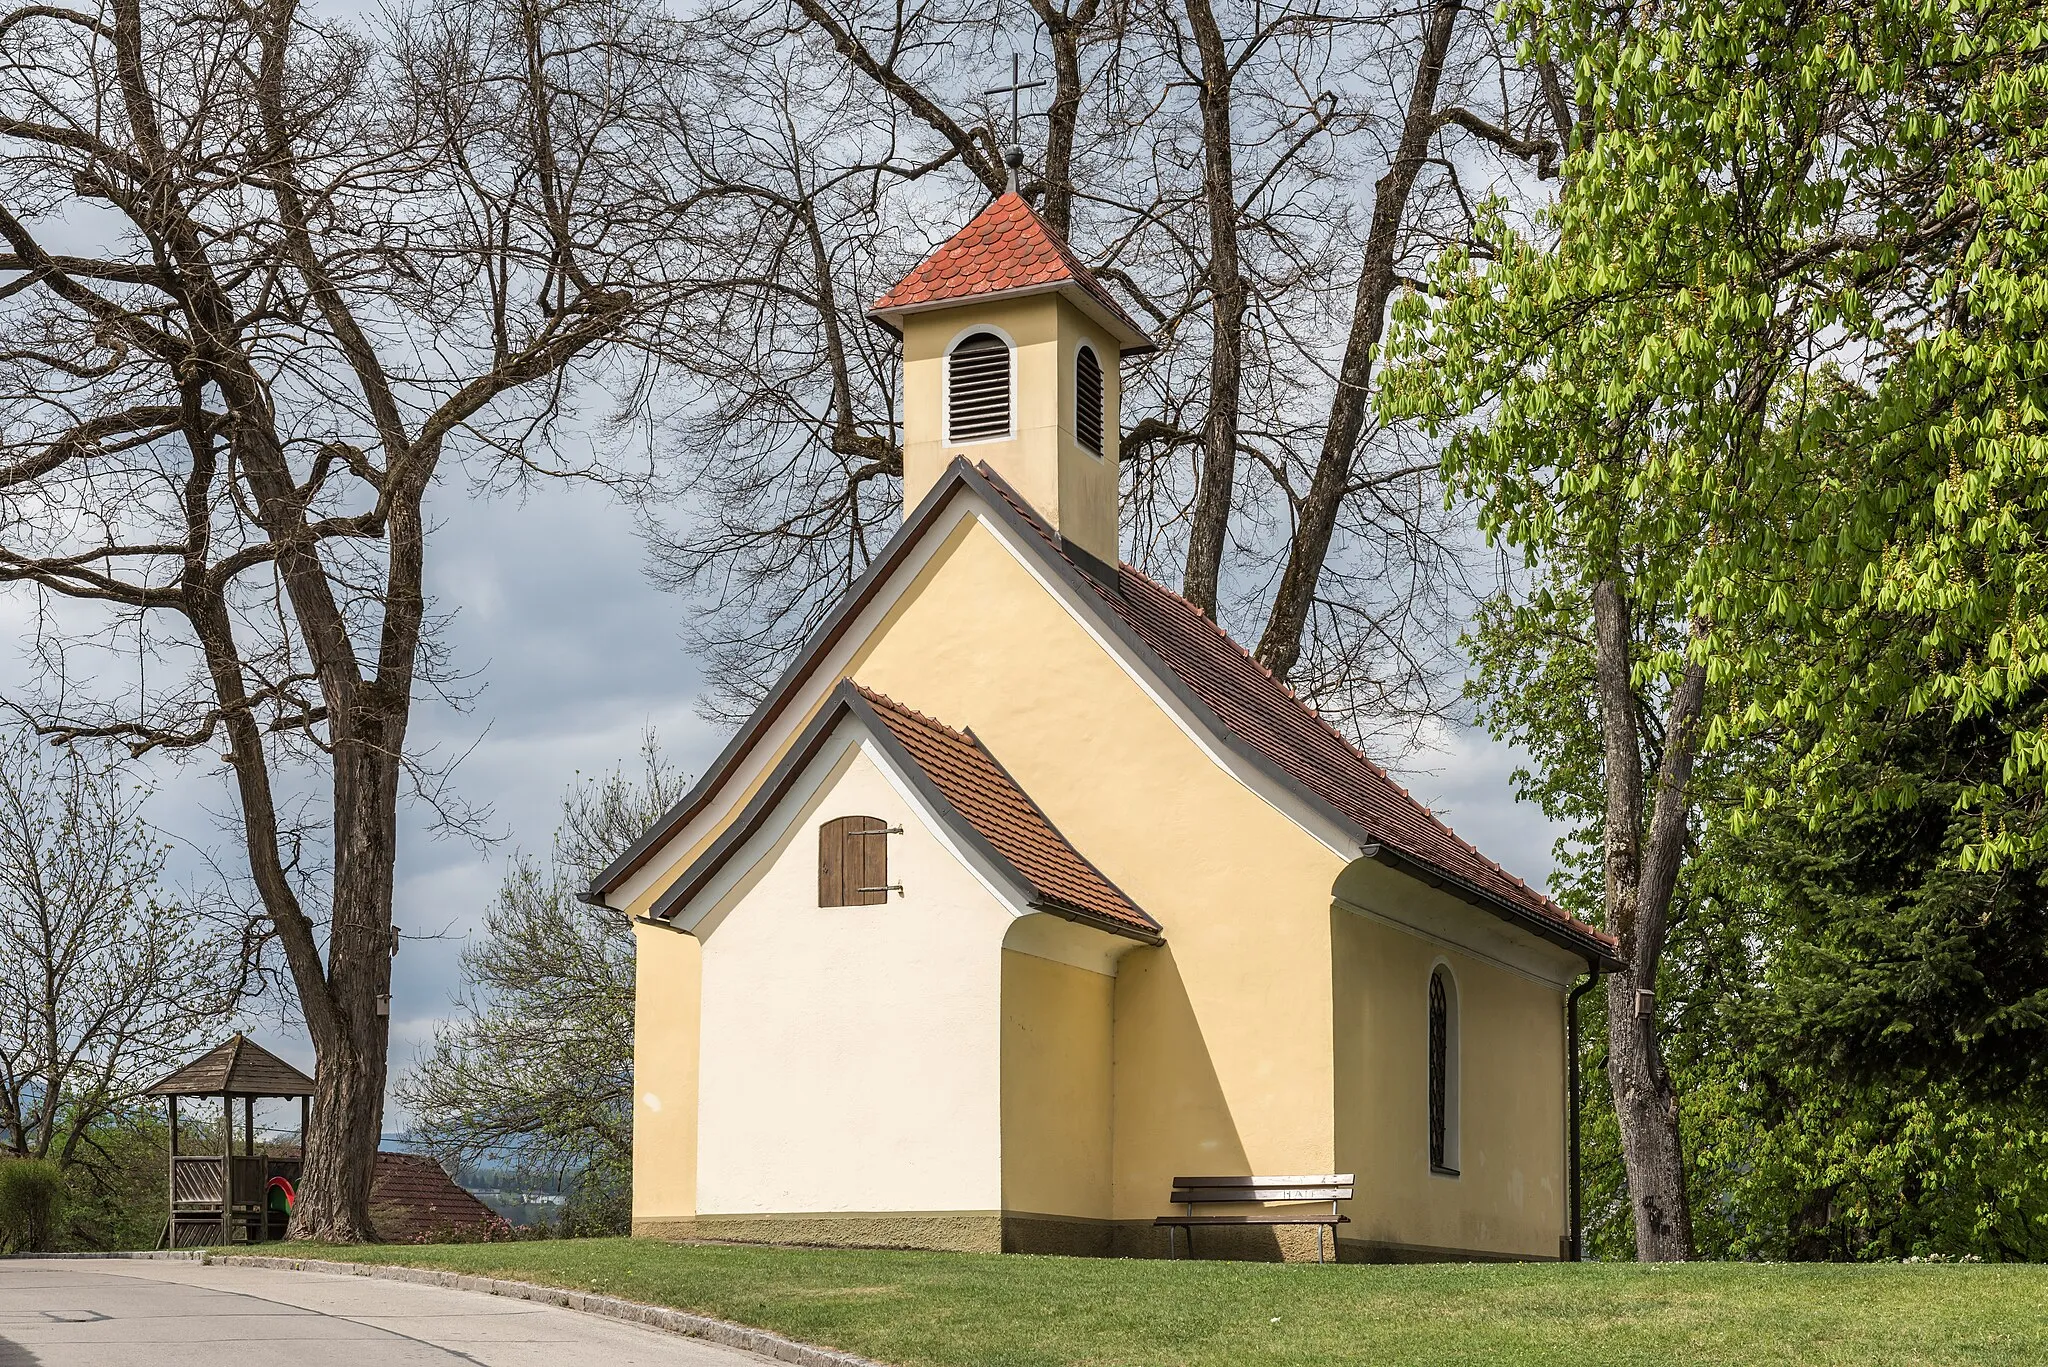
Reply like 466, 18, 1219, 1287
1075, 344, 1104, 455
946, 331, 1012, 443
1429, 966, 1460, 1175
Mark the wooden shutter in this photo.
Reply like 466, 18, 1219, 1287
947, 333, 1011, 442
819, 816, 889, 907
1075, 345, 1104, 454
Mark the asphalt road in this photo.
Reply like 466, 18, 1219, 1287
0, 1257, 774, 1367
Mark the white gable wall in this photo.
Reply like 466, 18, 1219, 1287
694, 742, 1014, 1216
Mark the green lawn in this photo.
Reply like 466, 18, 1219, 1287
287, 1238, 2048, 1366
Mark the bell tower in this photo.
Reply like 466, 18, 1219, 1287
869, 191, 1154, 567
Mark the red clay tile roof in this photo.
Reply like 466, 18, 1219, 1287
974, 467, 1614, 956
870, 192, 1151, 348
855, 685, 1160, 938
369, 1151, 509, 1243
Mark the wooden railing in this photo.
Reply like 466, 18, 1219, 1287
171, 1154, 224, 1206
168, 1154, 303, 1245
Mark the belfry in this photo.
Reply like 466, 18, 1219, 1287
868, 189, 1152, 566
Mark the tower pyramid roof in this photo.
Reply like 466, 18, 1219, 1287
869, 191, 1153, 353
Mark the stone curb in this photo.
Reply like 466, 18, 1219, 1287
1, 1250, 202, 1260
201, 1253, 892, 1367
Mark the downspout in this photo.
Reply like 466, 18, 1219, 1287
1566, 963, 1602, 1261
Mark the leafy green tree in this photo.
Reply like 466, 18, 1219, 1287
1650, 790, 2048, 1261
0, 731, 241, 1170
1389, 0, 2048, 1258
59, 1109, 173, 1253
401, 741, 685, 1234
1483, 600, 2048, 1259
0, 1157, 66, 1252
1740, 714, 2048, 1094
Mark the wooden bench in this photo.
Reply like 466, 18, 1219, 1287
1154, 1174, 1353, 1262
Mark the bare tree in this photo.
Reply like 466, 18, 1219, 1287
0, 0, 698, 1238
637, 25, 924, 721
0, 731, 241, 1168
642, 0, 1566, 754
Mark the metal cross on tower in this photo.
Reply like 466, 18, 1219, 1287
983, 53, 1046, 192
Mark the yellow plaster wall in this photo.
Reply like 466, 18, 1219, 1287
900, 295, 1120, 563
848, 519, 1344, 1219
1332, 906, 1567, 1258
1109, 945, 1253, 1201
999, 945, 1114, 1219
1052, 312, 1122, 562
631, 920, 700, 1224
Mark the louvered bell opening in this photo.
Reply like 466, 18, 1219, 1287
947, 333, 1011, 442
1075, 345, 1104, 454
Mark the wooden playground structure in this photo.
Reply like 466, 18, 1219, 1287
146, 1034, 314, 1248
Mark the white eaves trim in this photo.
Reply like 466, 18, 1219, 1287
604, 496, 980, 913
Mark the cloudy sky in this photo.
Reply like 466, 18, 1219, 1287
5, 465, 1567, 1132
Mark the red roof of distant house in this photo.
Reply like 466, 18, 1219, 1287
870, 192, 1152, 351
855, 685, 1158, 938
369, 1152, 509, 1244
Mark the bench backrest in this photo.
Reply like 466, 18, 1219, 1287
1170, 1174, 1354, 1205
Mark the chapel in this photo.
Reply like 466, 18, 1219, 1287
590, 185, 1620, 1262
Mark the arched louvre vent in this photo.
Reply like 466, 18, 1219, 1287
947, 332, 1011, 442
1075, 345, 1104, 454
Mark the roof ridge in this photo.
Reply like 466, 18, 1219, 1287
870, 192, 1149, 346
956, 719, 1157, 931
969, 466, 1574, 927
1117, 564, 1569, 915
847, 681, 1160, 938
1114, 564, 1398, 772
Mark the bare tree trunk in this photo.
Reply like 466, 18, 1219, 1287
1592, 577, 1702, 1261
285, 714, 401, 1238
1179, 0, 1244, 618
1030, 0, 1097, 237
296, 1017, 388, 1240
1253, 0, 1461, 677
